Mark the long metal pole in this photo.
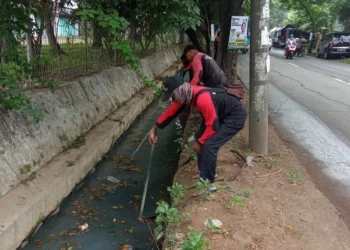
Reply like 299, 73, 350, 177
139, 144, 155, 218
249, 0, 269, 155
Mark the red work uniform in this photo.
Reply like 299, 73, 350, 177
188, 52, 227, 88
156, 85, 247, 182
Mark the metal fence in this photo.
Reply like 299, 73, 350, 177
21, 17, 185, 89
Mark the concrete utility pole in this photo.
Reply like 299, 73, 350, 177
249, 0, 269, 155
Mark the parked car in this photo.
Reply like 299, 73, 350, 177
317, 32, 350, 59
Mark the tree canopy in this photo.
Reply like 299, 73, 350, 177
270, 0, 349, 33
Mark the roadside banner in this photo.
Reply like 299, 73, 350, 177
228, 16, 249, 50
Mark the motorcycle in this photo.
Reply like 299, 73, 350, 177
285, 44, 296, 59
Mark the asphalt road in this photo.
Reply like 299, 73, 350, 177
238, 49, 350, 228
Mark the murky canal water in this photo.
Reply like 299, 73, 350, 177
23, 98, 180, 250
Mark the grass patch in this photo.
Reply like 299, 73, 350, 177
342, 58, 350, 64
20, 164, 32, 175
243, 147, 251, 155
268, 156, 280, 169
64, 133, 87, 150
289, 168, 302, 184
227, 195, 246, 209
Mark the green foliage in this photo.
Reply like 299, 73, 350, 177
154, 201, 181, 237
227, 195, 246, 209
279, 0, 333, 32
0, 1, 45, 122
206, 219, 222, 233
342, 58, 350, 64
167, 182, 187, 206
330, 0, 350, 31
289, 168, 302, 184
242, 0, 251, 16
141, 75, 155, 88
20, 164, 32, 175
268, 157, 280, 169
243, 189, 253, 197
77, 3, 129, 34
77, 2, 140, 69
195, 179, 215, 200
269, 0, 288, 28
0, 63, 44, 122
270, 0, 350, 33
181, 232, 209, 250
111, 40, 139, 68
64, 133, 87, 150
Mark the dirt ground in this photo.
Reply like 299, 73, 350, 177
169, 103, 350, 249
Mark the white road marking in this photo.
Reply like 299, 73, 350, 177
334, 78, 349, 84
288, 63, 300, 68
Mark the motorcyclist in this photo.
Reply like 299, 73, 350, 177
285, 34, 296, 54
286, 34, 296, 46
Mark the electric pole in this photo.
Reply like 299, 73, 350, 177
249, 0, 269, 155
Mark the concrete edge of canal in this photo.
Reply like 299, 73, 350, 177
0, 47, 182, 250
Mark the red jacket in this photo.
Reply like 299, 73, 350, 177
156, 85, 217, 144
188, 52, 227, 88
156, 85, 246, 144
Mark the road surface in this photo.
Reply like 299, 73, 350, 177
238, 48, 350, 228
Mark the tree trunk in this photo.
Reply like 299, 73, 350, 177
0, 39, 5, 64
43, 0, 64, 55
179, 31, 186, 44
129, 18, 137, 50
199, 19, 212, 56
92, 22, 103, 49
185, 28, 205, 53
26, 32, 34, 63
217, 0, 244, 84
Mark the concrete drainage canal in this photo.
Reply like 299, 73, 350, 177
23, 98, 181, 250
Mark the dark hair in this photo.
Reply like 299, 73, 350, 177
241, 22, 246, 27
182, 44, 197, 55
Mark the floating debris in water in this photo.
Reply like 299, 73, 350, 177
133, 195, 141, 200
119, 182, 132, 188
107, 176, 121, 183
110, 155, 134, 166
35, 239, 44, 247
122, 227, 134, 233
112, 205, 124, 209
71, 201, 97, 220
60, 243, 73, 250
60, 229, 78, 237
113, 218, 126, 224
120, 166, 143, 173
120, 243, 134, 250
77, 223, 89, 231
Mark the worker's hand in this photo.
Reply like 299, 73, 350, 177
148, 126, 158, 144
192, 141, 202, 154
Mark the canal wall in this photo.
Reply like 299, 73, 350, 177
0, 46, 181, 250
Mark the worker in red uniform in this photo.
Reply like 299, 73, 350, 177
148, 76, 247, 183
181, 44, 228, 88
177, 44, 228, 131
